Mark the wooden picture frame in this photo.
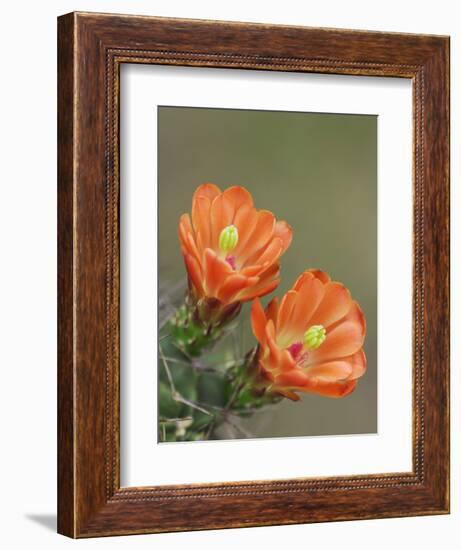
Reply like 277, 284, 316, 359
57, 12, 450, 538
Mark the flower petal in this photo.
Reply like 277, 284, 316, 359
253, 261, 280, 283
307, 269, 331, 284
210, 194, 234, 251
265, 297, 279, 326
342, 300, 366, 329
292, 271, 315, 291
275, 368, 309, 387
178, 213, 194, 249
238, 210, 275, 265
183, 253, 204, 296
240, 265, 264, 277
274, 220, 293, 252
347, 349, 367, 380
240, 277, 280, 301
306, 361, 353, 382
265, 320, 283, 368
246, 237, 284, 268
303, 379, 357, 398
308, 319, 365, 364
233, 204, 258, 257
192, 182, 221, 203
279, 349, 297, 371
251, 298, 267, 346
192, 196, 212, 252
277, 290, 298, 340
185, 232, 202, 267
218, 274, 259, 304
222, 186, 254, 217
308, 282, 352, 328
203, 248, 233, 297
288, 276, 325, 340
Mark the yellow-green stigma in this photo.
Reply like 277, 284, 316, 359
219, 225, 239, 253
303, 325, 326, 350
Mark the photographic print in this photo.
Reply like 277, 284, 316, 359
158, 106, 377, 443
58, 13, 449, 535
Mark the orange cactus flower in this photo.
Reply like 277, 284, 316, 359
251, 270, 367, 400
178, 183, 292, 307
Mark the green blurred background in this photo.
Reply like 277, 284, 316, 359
158, 106, 377, 438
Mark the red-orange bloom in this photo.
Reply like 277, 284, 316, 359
251, 270, 367, 400
179, 183, 292, 306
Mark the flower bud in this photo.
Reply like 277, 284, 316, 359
303, 325, 326, 350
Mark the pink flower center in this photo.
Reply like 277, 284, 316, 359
287, 341, 303, 360
225, 255, 237, 270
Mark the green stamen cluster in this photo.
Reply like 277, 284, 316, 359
303, 325, 326, 350
219, 225, 239, 252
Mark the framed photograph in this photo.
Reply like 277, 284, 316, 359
58, 12, 450, 537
